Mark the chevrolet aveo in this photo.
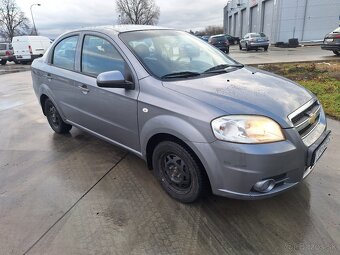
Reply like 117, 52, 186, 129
31, 26, 331, 203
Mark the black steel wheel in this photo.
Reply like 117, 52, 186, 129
45, 98, 72, 134
152, 141, 206, 203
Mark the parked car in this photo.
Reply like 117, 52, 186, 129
12, 36, 52, 64
321, 27, 340, 56
208, 34, 230, 53
200, 35, 210, 42
0, 43, 18, 65
31, 25, 330, 203
239, 33, 269, 51
225, 34, 240, 45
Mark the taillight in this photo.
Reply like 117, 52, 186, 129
335, 34, 340, 39
5, 51, 10, 56
28, 45, 32, 54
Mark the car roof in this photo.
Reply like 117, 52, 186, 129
210, 34, 226, 38
72, 25, 172, 35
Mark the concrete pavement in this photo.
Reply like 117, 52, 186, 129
0, 71, 339, 255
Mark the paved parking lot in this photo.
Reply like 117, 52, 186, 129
229, 45, 339, 65
0, 69, 339, 254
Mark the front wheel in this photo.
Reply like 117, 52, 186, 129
239, 43, 242, 50
246, 43, 250, 51
45, 99, 72, 134
333, 50, 340, 56
0, 60, 7, 65
152, 141, 206, 203
264, 46, 268, 51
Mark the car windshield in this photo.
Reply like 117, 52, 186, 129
333, 27, 340, 33
119, 30, 239, 79
250, 34, 261, 38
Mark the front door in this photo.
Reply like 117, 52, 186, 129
73, 34, 140, 151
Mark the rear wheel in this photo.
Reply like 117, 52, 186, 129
333, 50, 340, 56
152, 141, 206, 203
45, 99, 72, 134
239, 43, 242, 50
246, 43, 250, 51
264, 46, 268, 51
0, 59, 7, 65
225, 48, 229, 54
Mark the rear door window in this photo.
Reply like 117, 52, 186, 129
52, 36, 79, 71
81, 35, 126, 77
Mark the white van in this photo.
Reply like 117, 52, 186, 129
12, 36, 52, 64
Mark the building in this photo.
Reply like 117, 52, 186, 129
223, 0, 340, 43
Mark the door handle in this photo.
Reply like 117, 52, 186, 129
44, 73, 53, 81
78, 84, 90, 94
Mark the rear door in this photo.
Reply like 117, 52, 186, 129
73, 33, 140, 151
45, 34, 81, 121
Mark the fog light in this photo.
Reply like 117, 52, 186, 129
253, 179, 275, 193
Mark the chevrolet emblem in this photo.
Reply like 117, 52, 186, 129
309, 112, 317, 125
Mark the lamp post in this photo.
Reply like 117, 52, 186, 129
30, 4, 41, 35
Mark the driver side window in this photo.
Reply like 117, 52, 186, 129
81, 35, 126, 77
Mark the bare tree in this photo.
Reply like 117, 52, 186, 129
116, 0, 160, 25
0, 0, 31, 41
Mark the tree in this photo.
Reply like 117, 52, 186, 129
0, 0, 31, 41
116, 0, 160, 25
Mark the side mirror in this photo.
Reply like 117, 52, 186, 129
97, 70, 134, 90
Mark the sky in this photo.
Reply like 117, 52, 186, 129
16, 0, 227, 38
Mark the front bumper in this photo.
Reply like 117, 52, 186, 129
191, 110, 330, 200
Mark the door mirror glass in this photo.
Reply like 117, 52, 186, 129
97, 70, 134, 89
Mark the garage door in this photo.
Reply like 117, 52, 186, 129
240, 9, 247, 37
250, 5, 258, 32
262, 0, 274, 41
234, 13, 239, 36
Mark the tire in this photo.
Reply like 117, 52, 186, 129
264, 46, 268, 51
333, 50, 340, 56
44, 99, 72, 134
0, 60, 7, 65
225, 48, 229, 54
152, 141, 206, 203
239, 43, 242, 50
246, 43, 250, 51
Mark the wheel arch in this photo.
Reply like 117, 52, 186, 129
145, 132, 212, 192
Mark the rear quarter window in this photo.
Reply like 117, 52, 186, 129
52, 36, 79, 70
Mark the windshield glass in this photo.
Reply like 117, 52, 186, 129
120, 30, 239, 79
333, 27, 340, 33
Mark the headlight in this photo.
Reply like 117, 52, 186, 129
211, 115, 285, 144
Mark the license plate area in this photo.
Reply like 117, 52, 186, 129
308, 131, 331, 167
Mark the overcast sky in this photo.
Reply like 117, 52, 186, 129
16, 0, 227, 38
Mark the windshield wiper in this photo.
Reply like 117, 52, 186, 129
204, 64, 244, 73
161, 71, 201, 79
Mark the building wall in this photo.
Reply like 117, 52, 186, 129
224, 0, 340, 43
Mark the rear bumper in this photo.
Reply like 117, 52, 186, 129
321, 44, 340, 51
249, 42, 269, 48
15, 54, 41, 62
0, 55, 16, 62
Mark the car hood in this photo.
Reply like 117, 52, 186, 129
162, 67, 314, 128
